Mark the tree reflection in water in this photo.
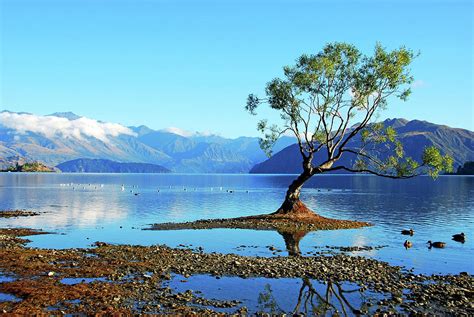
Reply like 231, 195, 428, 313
258, 278, 368, 316
257, 284, 283, 314
278, 230, 308, 256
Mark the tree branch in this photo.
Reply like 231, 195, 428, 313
327, 166, 420, 179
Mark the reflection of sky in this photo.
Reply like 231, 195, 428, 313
0, 185, 127, 229
0, 173, 473, 275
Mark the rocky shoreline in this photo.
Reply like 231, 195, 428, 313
0, 228, 472, 315
0, 210, 41, 218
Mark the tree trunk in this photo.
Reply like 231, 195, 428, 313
273, 169, 317, 217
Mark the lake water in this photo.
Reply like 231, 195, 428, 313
1, 173, 473, 313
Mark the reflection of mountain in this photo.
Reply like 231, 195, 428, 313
0, 110, 295, 173
251, 119, 474, 174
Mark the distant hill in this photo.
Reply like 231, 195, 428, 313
452, 161, 474, 175
56, 158, 170, 173
1, 161, 55, 173
250, 119, 474, 174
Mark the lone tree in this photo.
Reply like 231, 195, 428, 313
247, 42, 453, 218
151, 42, 454, 253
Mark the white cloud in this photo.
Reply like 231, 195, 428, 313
162, 127, 194, 137
161, 127, 216, 138
0, 112, 135, 142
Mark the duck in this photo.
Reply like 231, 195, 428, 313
401, 229, 414, 236
427, 241, 446, 248
452, 232, 465, 243
404, 240, 412, 248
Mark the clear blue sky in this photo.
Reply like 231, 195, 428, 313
1, 0, 472, 137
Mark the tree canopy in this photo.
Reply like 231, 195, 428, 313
246, 42, 453, 179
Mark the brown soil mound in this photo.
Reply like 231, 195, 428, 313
149, 212, 371, 233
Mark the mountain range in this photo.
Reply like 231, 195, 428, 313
0, 110, 294, 173
251, 118, 474, 174
1, 111, 472, 174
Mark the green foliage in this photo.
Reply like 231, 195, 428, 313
312, 130, 327, 144
246, 42, 452, 180
361, 129, 370, 142
246, 42, 415, 158
257, 120, 281, 157
245, 94, 260, 115
386, 127, 397, 142
394, 141, 404, 158
422, 146, 454, 178
353, 126, 452, 178
361, 124, 400, 145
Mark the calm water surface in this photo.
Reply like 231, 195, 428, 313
1, 173, 472, 276
1, 173, 473, 312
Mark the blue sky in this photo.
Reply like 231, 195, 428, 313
1, 0, 472, 137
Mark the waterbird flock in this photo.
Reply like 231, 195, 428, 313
60, 183, 341, 195
401, 229, 466, 249
59, 182, 252, 196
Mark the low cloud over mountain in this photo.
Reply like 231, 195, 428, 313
0, 111, 135, 142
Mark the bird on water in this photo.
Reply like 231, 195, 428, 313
401, 229, 414, 236
427, 241, 446, 248
452, 232, 465, 243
